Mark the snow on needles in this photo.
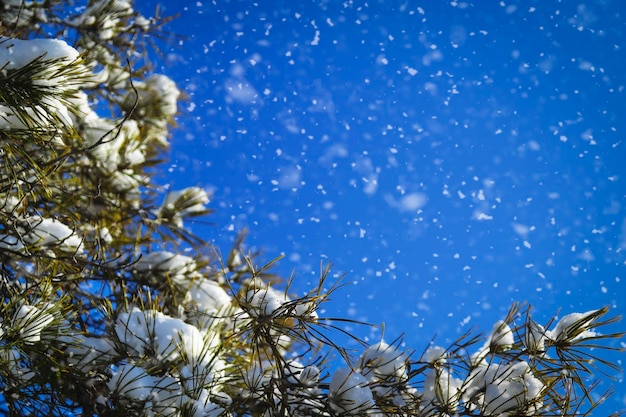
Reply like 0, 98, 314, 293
329, 367, 375, 415
0, 36, 79, 70
115, 308, 218, 367
12, 304, 55, 344
322, 308, 603, 416
0, 37, 95, 128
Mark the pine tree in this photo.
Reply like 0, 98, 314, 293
0, 1, 623, 417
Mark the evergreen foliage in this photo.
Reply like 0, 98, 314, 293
0, 1, 623, 416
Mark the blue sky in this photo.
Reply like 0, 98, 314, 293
140, 1, 625, 412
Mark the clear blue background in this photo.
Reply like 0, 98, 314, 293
140, 1, 625, 413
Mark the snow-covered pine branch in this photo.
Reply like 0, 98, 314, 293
0, 2, 622, 417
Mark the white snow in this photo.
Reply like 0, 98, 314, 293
0, 37, 79, 70
462, 361, 544, 416
524, 317, 546, 353
328, 368, 375, 415
23, 217, 83, 252
12, 304, 54, 343
359, 341, 407, 380
187, 279, 232, 313
547, 310, 598, 342
107, 364, 183, 411
422, 345, 447, 364
133, 251, 201, 286
422, 368, 462, 408
401, 193, 427, 211
63, 335, 117, 372
245, 286, 289, 318
115, 308, 216, 366
488, 320, 514, 349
